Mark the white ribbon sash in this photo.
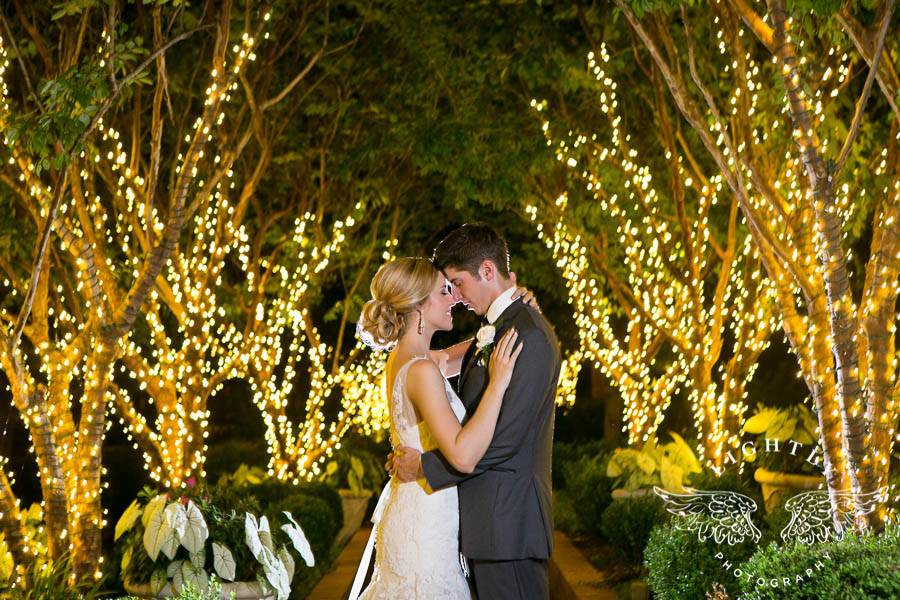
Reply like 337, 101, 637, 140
346, 480, 393, 600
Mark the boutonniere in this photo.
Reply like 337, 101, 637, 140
475, 320, 504, 366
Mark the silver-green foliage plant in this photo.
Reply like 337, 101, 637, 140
116, 488, 314, 600
606, 433, 702, 493
742, 403, 818, 445
742, 403, 821, 474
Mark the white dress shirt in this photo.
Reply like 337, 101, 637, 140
485, 285, 517, 324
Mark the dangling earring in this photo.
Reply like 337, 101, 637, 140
417, 310, 424, 335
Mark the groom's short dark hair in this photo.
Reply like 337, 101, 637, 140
433, 223, 510, 279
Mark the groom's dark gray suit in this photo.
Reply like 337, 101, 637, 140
421, 297, 561, 600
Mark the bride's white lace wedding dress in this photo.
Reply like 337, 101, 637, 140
356, 355, 471, 600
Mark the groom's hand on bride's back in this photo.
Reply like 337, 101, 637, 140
387, 446, 423, 482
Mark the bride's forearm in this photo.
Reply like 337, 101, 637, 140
449, 382, 505, 473
430, 338, 473, 378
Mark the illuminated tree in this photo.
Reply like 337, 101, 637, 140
614, 0, 898, 528
244, 209, 400, 483
102, 1, 354, 491
0, 1, 273, 582
529, 43, 779, 467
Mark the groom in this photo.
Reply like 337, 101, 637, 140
391, 223, 561, 600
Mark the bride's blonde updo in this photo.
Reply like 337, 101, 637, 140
357, 257, 441, 351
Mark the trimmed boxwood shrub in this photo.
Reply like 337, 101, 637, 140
553, 440, 609, 489
242, 479, 343, 566
736, 525, 900, 599
645, 516, 759, 599
560, 452, 614, 535
600, 495, 668, 564
204, 439, 267, 483
263, 492, 342, 561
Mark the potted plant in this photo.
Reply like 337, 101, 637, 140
318, 448, 387, 546
742, 403, 824, 511
117, 483, 314, 600
606, 433, 703, 499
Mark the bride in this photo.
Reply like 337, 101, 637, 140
352, 256, 525, 599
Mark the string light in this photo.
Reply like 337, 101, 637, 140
528, 43, 780, 467
0, 8, 274, 583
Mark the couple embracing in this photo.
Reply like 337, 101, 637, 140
351, 223, 562, 600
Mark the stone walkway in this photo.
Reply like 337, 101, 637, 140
307, 528, 617, 599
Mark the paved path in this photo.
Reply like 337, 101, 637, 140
307, 528, 617, 599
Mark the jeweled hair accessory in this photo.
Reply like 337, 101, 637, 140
355, 318, 396, 352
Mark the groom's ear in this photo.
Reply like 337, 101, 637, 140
479, 259, 496, 282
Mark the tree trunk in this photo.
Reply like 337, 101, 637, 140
0, 469, 30, 572
768, 0, 874, 523
27, 387, 69, 560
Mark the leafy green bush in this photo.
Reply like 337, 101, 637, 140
690, 469, 761, 500
743, 404, 820, 474
645, 517, 758, 600
552, 489, 580, 535
560, 451, 613, 535
681, 468, 793, 548
600, 495, 668, 564
232, 475, 343, 557
317, 443, 388, 495
263, 493, 341, 562
0, 552, 104, 599
606, 433, 702, 492
552, 440, 609, 490
118, 575, 232, 600
736, 525, 900, 599
204, 440, 268, 484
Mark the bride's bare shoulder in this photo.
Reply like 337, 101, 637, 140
405, 358, 444, 396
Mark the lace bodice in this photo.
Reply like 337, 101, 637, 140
389, 356, 467, 452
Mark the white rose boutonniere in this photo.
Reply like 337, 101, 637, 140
475, 324, 496, 349
475, 324, 497, 366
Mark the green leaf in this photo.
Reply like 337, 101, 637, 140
245, 513, 263, 560
351, 456, 365, 478
189, 546, 205, 570
120, 545, 133, 573
143, 503, 179, 561
180, 500, 209, 554
259, 547, 290, 600
142, 494, 167, 528
258, 515, 274, 553
282, 511, 315, 567
348, 468, 362, 492
666, 432, 702, 474
659, 456, 685, 493
181, 561, 209, 593
743, 407, 779, 434
150, 569, 167, 595
166, 560, 183, 578
212, 542, 236, 582
115, 499, 142, 541
278, 546, 295, 583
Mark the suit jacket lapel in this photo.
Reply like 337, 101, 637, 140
458, 340, 479, 394
459, 300, 524, 395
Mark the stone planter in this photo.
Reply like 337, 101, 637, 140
337, 488, 373, 547
754, 467, 823, 512
125, 580, 274, 600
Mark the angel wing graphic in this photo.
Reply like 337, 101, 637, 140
781, 487, 889, 545
653, 486, 762, 545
